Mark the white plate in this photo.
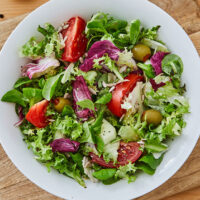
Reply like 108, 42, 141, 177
0, 0, 200, 199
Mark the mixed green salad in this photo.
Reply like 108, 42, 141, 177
1, 12, 189, 187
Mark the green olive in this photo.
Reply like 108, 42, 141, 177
142, 109, 163, 126
132, 44, 151, 62
54, 97, 71, 112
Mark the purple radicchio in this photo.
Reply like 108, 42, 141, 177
73, 76, 93, 120
21, 56, 60, 79
14, 106, 24, 127
79, 40, 120, 72
150, 79, 166, 92
50, 138, 80, 153
150, 51, 169, 75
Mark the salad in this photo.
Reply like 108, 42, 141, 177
1, 12, 189, 187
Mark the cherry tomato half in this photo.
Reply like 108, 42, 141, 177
90, 141, 142, 168
61, 16, 87, 62
26, 100, 49, 128
107, 74, 144, 117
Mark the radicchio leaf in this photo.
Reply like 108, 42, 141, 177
14, 106, 24, 127
21, 56, 60, 79
73, 76, 93, 120
79, 40, 120, 72
150, 52, 169, 75
50, 138, 80, 153
150, 79, 166, 92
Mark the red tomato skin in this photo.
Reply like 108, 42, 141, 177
26, 100, 49, 128
90, 141, 142, 168
143, 54, 151, 62
117, 141, 142, 165
107, 74, 144, 117
61, 16, 87, 62
89, 152, 116, 168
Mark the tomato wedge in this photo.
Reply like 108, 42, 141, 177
107, 73, 144, 117
26, 100, 49, 128
90, 141, 142, 168
61, 16, 87, 62
117, 141, 142, 165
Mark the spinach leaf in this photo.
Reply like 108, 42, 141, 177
139, 153, 164, 169
42, 72, 63, 100
1, 89, 26, 107
136, 163, 155, 175
95, 92, 112, 104
76, 99, 95, 111
137, 63, 155, 79
102, 177, 120, 185
14, 77, 32, 88
23, 88, 43, 106
129, 19, 140, 45
93, 168, 117, 180
162, 54, 183, 78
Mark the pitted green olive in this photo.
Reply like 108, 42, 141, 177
132, 44, 151, 62
142, 109, 163, 126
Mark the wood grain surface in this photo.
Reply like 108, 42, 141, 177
0, 0, 200, 200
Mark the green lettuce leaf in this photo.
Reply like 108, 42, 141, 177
20, 23, 63, 59
1, 89, 26, 107
76, 99, 95, 111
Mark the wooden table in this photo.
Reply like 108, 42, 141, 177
0, 0, 200, 200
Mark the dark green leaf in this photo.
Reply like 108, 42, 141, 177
87, 21, 107, 33
130, 19, 140, 45
137, 163, 155, 175
95, 92, 112, 104
102, 177, 120, 185
1, 89, 26, 107
139, 153, 164, 169
106, 19, 127, 32
93, 168, 117, 180
14, 77, 32, 88
69, 152, 84, 173
96, 135, 105, 153
91, 106, 106, 132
